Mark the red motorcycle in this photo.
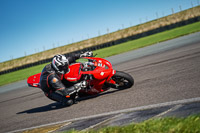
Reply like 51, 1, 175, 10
27, 57, 134, 102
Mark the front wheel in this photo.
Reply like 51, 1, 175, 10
111, 71, 134, 90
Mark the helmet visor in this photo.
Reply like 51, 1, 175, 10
58, 64, 69, 73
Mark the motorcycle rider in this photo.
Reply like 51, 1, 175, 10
39, 51, 93, 106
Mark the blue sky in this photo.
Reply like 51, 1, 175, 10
0, 0, 198, 63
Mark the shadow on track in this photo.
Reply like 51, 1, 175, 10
16, 89, 121, 114
17, 102, 65, 114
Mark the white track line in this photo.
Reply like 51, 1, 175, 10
153, 104, 183, 118
9, 97, 200, 133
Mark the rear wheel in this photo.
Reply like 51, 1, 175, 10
111, 71, 134, 89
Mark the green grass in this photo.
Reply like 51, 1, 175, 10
65, 114, 200, 133
0, 21, 200, 86
94, 21, 200, 58
0, 63, 48, 86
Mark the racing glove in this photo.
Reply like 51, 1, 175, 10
65, 81, 87, 97
74, 81, 87, 92
80, 51, 93, 57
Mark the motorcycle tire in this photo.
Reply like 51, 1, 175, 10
111, 71, 134, 90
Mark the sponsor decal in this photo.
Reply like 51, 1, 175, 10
52, 78, 58, 83
100, 72, 104, 76
67, 77, 77, 80
112, 70, 116, 74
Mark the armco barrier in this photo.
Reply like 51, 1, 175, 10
0, 16, 200, 75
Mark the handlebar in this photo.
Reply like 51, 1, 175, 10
82, 62, 95, 71
84, 62, 95, 66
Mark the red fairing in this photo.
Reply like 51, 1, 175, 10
79, 57, 116, 94
64, 63, 82, 82
27, 73, 41, 88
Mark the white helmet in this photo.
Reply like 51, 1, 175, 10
52, 54, 69, 74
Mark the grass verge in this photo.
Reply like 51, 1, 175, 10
0, 21, 200, 86
0, 63, 47, 86
65, 114, 200, 133
93, 21, 200, 58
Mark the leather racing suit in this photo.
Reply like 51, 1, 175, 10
39, 53, 81, 104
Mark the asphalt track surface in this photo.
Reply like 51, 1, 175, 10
0, 32, 200, 133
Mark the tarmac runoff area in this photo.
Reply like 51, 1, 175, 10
1, 32, 200, 133
10, 97, 200, 133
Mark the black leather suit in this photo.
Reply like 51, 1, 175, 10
40, 54, 80, 103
